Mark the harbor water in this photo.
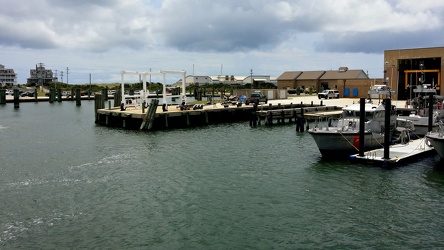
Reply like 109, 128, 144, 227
1, 100, 444, 249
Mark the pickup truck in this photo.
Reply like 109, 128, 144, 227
318, 90, 340, 99
245, 92, 268, 105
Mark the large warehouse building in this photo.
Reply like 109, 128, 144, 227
384, 47, 443, 100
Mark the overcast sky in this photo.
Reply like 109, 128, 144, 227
1, 0, 444, 84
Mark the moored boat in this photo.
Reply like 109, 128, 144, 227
425, 121, 444, 158
308, 101, 413, 158
398, 85, 444, 136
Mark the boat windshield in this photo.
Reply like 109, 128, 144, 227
342, 110, 375, 121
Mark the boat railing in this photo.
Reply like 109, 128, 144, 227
313, 116, 361, 132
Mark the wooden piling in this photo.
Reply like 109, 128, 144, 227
49, 88, 55, 103
57, 88, 62, 102
114, 91, 121, 108
140, 99, 158, 130
94, 94, 105, 123
13, 89, 20, 108
102, 88, 108, 101
75, 88, 81, 106
164, 113, 169, 128
0, 89, 6, 104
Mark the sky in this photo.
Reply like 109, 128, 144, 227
1, 0, 444, 85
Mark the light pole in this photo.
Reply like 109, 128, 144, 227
250, 69, 253, 89
390, 65, 394, 90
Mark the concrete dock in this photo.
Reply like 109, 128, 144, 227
349, 138, 436, 167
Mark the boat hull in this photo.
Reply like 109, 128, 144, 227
425, 133, 444, 158
308, 130, 384, 158
412, 124, 439, 137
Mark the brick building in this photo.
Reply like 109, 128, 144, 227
384, 47, 444, 100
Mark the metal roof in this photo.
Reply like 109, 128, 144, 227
320, 69, 368, 80
297, 71, 326, 80
277, 71, 302, 80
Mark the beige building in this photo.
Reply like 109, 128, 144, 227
384, 47, 443, 99
277, 67, 376, 98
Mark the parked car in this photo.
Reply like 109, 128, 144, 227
20, 91, 35, 97
245, 92, 268, 105
318, 90, 340, 99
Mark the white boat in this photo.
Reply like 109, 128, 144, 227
308, 101, 413, 158
398, 86, 444, 136
425, 121, 444, 158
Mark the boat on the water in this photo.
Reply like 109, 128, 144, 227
425, 121, 444, 158
308, 101, 413, 158
398, 85, 444, 136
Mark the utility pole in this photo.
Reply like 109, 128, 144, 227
250, 69, 253, 89
54, 69, 58, 89
60, 71, 64, 83
89, 73, 92, 95
66, 67, 69, 84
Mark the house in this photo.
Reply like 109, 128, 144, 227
0, 64, 17, 87
27, 63, 56, 86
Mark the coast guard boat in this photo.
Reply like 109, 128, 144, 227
308, 87, 414, 158
425, 121, 444, 158
398, 85, 444, 136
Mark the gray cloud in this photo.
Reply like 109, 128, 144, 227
317, 29, 444, 54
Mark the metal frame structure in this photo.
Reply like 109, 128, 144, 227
120, 70, 186, 105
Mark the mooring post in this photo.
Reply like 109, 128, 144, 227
49, 88, 55, 103
0, 89, 6, 104
383, 98, 391, 160
114, 91, 121, 108
250, 102, 258, 126
164, 113, 169, 128
13, 89, 19, 109
359, 98, 365, 157
57, 88, 62, 102
94, 93, 104, 123
76, 88, 81, 106
34, 89, 38, 102
428, 93, 434, 132
102, 88, 108, 101
296, 107, 305, 132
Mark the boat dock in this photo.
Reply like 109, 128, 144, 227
349, 138, 436, 167
94, 94, 342, 130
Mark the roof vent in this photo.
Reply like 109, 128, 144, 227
338, 67, 348, 72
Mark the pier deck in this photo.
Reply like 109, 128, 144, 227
95, 101, 341, 130
350, 138, 436, 167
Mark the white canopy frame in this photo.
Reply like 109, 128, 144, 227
120, 70, 187, 106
